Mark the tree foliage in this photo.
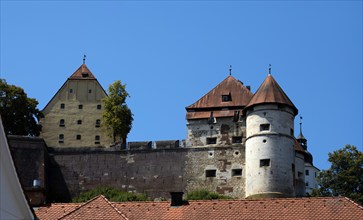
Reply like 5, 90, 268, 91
72, 187, 149, 203
102, 80, 133, 143
186, 189, 233, 200
313, 145, 363, 205
0, 79, 42, 136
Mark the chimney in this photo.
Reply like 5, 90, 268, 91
170, 192, 184, 206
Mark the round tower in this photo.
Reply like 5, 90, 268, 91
244, 73, 298, 199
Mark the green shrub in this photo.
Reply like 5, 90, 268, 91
72, 187, 149, 203
186, 189, 232, 200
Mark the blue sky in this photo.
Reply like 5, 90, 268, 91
1, 1, 362, 170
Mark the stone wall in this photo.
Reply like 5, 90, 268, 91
46, 144, 245, 201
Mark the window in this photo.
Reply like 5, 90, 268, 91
232, 136, 242, 144
59, 119, 65, 127
95, 119, 101, 128
69, 89, 73, 93
78, 105, 83, 109
232, 169, 242, 177
298, 171, 303, 177
60, 103, 65, 109
315, 172, 317, 178
97, 105, 102, 110
76, 135, 81, 140
95, 135, 100, 144
222, 94, 232, 102
260, 159, 270, 167
82, 73, 89, 78
59, 134, 64, 143
205, 169, 216, 177
260, 123, 270, 131
306, 181, 309, 186
206, 137, 217, 145
77, 120, 82, 125
305, 170, 309, 176
88, 89, 92, 93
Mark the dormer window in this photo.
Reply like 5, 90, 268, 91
260, 123, 270, 131
222, 93, 232, 102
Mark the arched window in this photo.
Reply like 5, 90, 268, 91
59, 119, 65, 127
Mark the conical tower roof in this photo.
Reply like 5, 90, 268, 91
69, 64, 96, 79
186, 75, 253, 110
245, 74, 298, 115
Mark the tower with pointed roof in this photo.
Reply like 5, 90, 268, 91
243, 73, 299, 198
40, 64, 113, 147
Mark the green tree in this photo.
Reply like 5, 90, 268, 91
0, 79, 42, 136
102, 80, 133, 144
313, 145, 363, 205
186, 189, 233, 200
72, 187, 149, 202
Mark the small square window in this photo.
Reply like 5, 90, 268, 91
60, 103, 65, 109
232, 169, 242, 177
260, 124, 270, 131
97, 105, 102, 110
205, 169, 216, 177
206, 137, 217, 145
78, 105, 83, 109
59, 119, 65, 127
222, 94, 232, 102
305, 170, 309, 176
232, 136, 242, 144
89, 89, 92, 93
59, 134, 64, 143
70, 89, 73, 93
260, 159, 270, 167
76, 135, 81, 140
77, 120, 82, 125
95, 119, 101, 128
298, 171, 303, 177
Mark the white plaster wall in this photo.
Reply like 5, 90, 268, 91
305, 163, 319, 194
245, 105, 296, 198
295, 152, 306, 196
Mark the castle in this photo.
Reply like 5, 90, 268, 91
9, 63, 319, 204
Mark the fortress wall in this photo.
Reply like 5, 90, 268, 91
46, 144, 245, 201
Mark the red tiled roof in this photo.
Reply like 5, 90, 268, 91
35, 203, 80, 220
186, 76, 253, 117
245, 74, 298, 115
35, 196, 363, 220
59, 195, 128, 220
68, 64, 96, 79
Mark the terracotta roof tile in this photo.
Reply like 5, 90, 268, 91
245, 74, 298, 115
186, 76, 253, 112
35, 196, 363, 220
59, 195, 128, 220
68, 64, 96, 80
35, 203, 80, 220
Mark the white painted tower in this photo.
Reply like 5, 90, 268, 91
244, 73, 298, 199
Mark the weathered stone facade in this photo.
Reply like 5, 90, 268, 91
40, 64, 113, 148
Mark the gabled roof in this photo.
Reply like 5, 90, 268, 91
35, 196, 363, 220
68, 64, 96, 80
186, 76, 253, 110
59, 195, 128, 220
245, 74, 298, 115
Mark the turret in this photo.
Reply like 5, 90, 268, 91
244, 73, 298, 199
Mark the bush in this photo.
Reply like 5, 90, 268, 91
72, 187, 149, 203
186, 189, 232, 200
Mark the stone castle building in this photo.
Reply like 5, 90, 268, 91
8, 63, 319, 204
40, 64, 113, 147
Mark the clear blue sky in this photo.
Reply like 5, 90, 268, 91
1, 1, 362, 170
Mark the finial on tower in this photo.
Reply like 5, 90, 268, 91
83, 54, 86, 64
268, 64, 271, 75
229, 65, 232, 76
